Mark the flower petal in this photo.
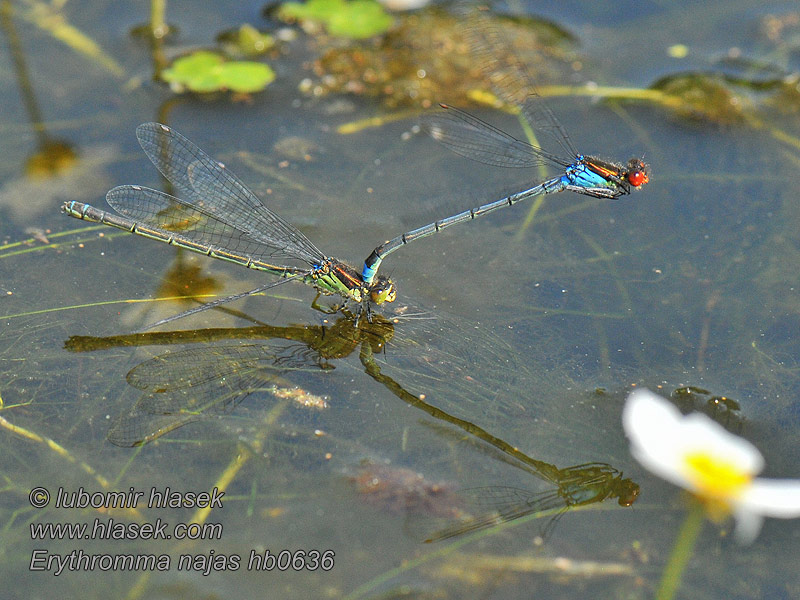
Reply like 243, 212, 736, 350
738, 478, 800, 518
623, 389, 684, 454
732, 509, 764, 545
623, 389, 764, 494
679, 414, 763, 476
623, 389, 694, 487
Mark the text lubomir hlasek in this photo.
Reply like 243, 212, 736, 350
54, 487, 224, 509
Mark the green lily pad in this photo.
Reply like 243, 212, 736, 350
278, 0, 392, 40
164, 50, 222, 79
161, 50, 275, 93
217, 24, 275, 57
280, 0, 342, 23
327, 0, 392, 39
217, 62, 276, 93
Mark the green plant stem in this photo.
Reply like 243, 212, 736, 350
150, 0, 166, 38
656, 499, 705, 600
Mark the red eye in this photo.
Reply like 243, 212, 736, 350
627, 170, 647, 187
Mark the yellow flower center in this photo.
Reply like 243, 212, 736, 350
684, 451, 753, 499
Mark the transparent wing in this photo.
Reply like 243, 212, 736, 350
106, 185, 297, 264
126, 343, 320, 392
107, 411, 203, 447
132, 122, 327, 264
457, 6, 579, 160
108, 342, 325, 446
425, 486, 567, 542
107, 377, 258, 447
421, 105, 566, 168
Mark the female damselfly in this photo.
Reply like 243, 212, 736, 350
63, 123, 396, 329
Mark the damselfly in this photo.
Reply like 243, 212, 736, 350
360, 16, 649, 284
63, 123, 396, 329
424, 463, 639, 543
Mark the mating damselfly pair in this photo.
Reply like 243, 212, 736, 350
63, 68, 648, 328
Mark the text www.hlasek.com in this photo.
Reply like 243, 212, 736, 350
28, 486, 335, 575
30, 518, 221, 541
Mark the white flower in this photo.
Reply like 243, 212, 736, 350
623, 388, 800, 544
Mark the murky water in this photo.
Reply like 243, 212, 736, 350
1, 1, 799, 598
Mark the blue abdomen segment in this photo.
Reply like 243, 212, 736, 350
361, 261, 378, 285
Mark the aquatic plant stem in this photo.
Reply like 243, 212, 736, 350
656, 499, 705, 600
150, 0, 167, 38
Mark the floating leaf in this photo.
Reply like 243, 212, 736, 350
280, 0, 343, 24
217, 62, 276, 93
327, 0, 392, 39
161, 50, 223, 92
161, 50, 274, 93
278, 0, 393, 39
217, 24, 275, 56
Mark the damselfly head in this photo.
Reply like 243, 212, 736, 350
625, 159, 649, 188
616, 478, 641, 507
370, 278, 397, 305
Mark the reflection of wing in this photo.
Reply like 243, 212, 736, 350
108, 342, 325, 447
377, 305, 532, 422
79, 300, 531, 445
424, 486, 567, 542
108, 372, 270, 447
126, 344, 318, 391
108, 409, 206, 447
